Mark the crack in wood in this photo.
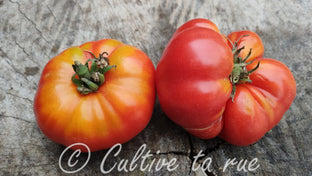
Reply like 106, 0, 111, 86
47, 5, 58, 23
8, 0, 51, 46
13, 39, 41, 66
188, 134, 195, 175
1, 114, 33, 124
187, 137, 225, 176
6, 91, 33, 103
14, 39, 30, 57
200, 141, 224, 160
0, 47, 8, 58
3, 58, 28, 81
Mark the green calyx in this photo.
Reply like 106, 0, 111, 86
228, 36, 260, 102
72, 51, 116, 95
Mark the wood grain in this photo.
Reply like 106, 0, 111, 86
0, 0, 311, 175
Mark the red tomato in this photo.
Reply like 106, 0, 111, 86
156, 19, 296, 146
171, 18, 221, 38
156, 19, 233, 139
219, 58, 296, 146
34, 39, 155, 152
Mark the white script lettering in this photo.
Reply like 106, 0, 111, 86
223, 157, 260, 172
100, 143, 179, 174
58, 143, 91, 174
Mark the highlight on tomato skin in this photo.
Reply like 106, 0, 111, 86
156, 19, 233, 140
33, 39, 156, 152
156, 18, 297, 146
171, 18, 221, 38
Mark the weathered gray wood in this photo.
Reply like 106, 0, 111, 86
0, 0, 311, 175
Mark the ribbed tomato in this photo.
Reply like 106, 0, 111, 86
34, 39, 155, 152
156, 19, 233, 139
156, 19, 296, 146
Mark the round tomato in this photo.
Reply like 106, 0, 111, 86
34, 39, 155, 152
156, 19, 296, 146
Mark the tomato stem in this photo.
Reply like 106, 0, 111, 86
72, 51, 116, 95
228, 37, 260, 102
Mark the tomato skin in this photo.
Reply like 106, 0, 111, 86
171, 18, 221, 39
156, 19, 233, 139
227, 31, 264, 61
157, 18, 296, 146
219, 58, 296, 146
34, 39, 155, 152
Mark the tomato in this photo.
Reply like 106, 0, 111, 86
219, 57, 296, 146
34, 39, 155, 152
171, 18, 221, 39
227, 30, 264, 62
156, 19, 233, 139
156, 19, 296, 146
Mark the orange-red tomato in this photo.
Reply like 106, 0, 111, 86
34, 39, 155, 152
227, 30, 264, 61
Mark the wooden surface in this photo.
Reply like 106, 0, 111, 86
0, 0, 311, 175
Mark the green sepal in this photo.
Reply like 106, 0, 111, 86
240, 78, 252, 84
84, 50, 97, 59
248, 61, 261, 75
72, 51, 117, 95
76, 65, 88, 76
72, 64, 77, 72
230, 85, 237, 102
77, 86, 92, 95
76, 65, 90, 79
99, 65, 116, 74
71, 74, 83, 87
84, 59, 94, 69
233, 46, 245, 61
242, 48, 252, 62
90, 60, 98, 73
99, 73, 105, 85
81, 78, 98, 91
